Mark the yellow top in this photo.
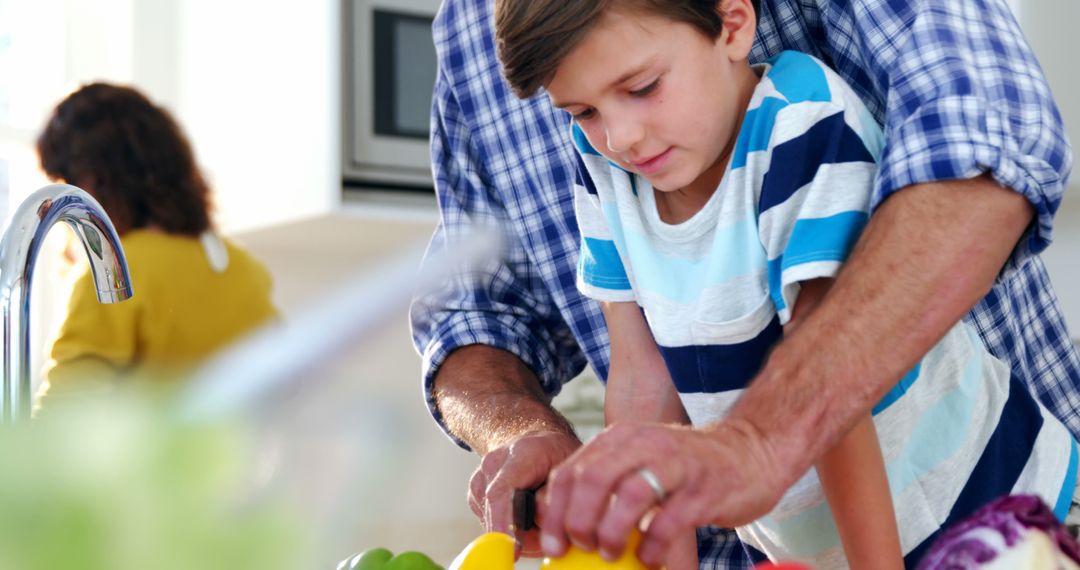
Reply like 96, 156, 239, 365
41, 229, 278, 397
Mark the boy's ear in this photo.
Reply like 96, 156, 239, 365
718, 0, 755, 60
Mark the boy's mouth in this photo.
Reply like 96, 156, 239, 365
631, 147, 673, 175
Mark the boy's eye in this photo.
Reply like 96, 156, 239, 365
572, 108, 596, 121
630, 79, 660, 97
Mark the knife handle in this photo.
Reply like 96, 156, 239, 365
513, 488, 537, 531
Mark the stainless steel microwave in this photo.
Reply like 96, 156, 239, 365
344, 0, 441, 188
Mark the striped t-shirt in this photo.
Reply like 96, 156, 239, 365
573, 50, 1077, 567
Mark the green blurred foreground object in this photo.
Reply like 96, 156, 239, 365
338, 547, 444, 570
341, 548, 393, 569
0, 391, 312, 570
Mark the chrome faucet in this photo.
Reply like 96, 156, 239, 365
0, 184, 133, 423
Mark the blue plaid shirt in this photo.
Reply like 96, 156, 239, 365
410, 0, 1080, 567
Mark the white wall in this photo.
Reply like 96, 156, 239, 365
1043, 200, 1080, 337
1016, 1, 1080, 336
0, 0, 341, 233
172, 0, 341, 232
130, 0, 343, 232
0, 0, 343, 391
1017, 3, 1079, 165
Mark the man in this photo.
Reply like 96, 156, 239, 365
410, 0, 1079, 566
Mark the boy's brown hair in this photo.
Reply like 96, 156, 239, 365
496, 0, 739, 99
37, 82, 212, 236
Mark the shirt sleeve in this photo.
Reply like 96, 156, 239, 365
827, 0, 1072, 268
757, 99, 881, 325
409, 69, 587, 450
572, 144, 637, 303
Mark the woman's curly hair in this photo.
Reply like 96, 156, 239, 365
37, 83, 212, 236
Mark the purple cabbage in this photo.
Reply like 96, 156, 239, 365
917, 494, 1080, 569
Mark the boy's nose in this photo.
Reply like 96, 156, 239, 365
605, 121, 645, 156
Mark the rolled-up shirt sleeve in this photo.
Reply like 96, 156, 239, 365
410, 69, 585, 450
835, 0, 1072, 267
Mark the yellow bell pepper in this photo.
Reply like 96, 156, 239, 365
447, 532, 515, 570
540, 529, 651, 570
448, 529, 654, 570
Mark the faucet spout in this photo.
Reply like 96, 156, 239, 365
0, 184, 133, 423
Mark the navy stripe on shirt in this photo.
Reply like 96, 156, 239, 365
575, 154, 599, 196
657, 316, 783, 394
759, 111, 876, 215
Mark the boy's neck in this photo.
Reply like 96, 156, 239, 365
654, 61, 760, 225
654, 187, 715, 225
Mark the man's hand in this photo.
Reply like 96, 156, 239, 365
469, 430, 581, 557
432, 345, 581, 557
538, 421, 785, 568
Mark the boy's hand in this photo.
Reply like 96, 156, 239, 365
469, 430, 581, 558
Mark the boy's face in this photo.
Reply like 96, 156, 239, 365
547, 3, 757, 197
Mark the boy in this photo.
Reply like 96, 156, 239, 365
494, 0, 1078, 568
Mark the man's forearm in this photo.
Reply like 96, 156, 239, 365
726, 175, 1035, 489
433, 344, 578, 455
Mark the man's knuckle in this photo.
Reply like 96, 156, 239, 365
566, 518, 594, 539
597, 524, 628, 548
521, 430, 551, 445
549, 465, 571, 487
660, 505, 689, 529
669, 507, 695, 530
486, 477, 508, 495
507, 438, 529, 456
580, 468, 609, 489
485, 446, 504, 460
648, 518, 675, 543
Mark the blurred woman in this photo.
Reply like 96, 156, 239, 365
36, 82, 278, 401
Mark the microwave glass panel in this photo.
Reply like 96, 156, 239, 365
373, 10, 436, 139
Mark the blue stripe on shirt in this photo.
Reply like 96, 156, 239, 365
759, 112, 876, 215
872, 362, 923, 415
767, 256, 787, 312
782, 211, 868, 266
733, 97, 789, 170
767, 51, 832, 103
1054, 439, 1078, 521
765, 211, 868, 311
580, 237, 631, 290
571, 124, 600, 156
602, 204, 766, 304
